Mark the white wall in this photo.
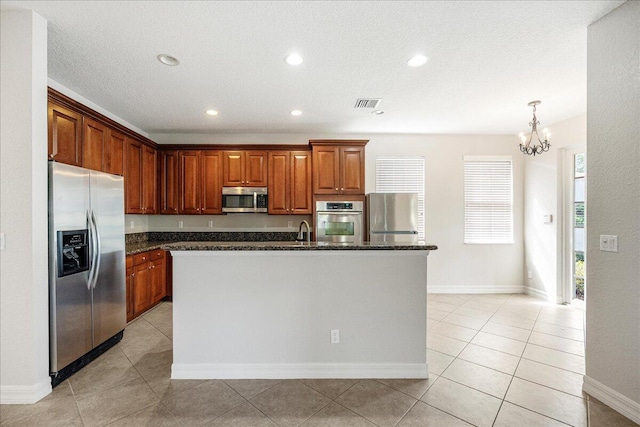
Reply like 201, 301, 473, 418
583, 0, 640, 420
153, 132, 525, 293
0, 10, 51, 403
523, 114, 586, 302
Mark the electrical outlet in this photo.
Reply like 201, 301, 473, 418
331, 329, 340, 344
208, 220, 213, 228
0, 233, 5, 250
130, 221, 135, 229
178, 220, 184, 228
527, 271, 533, 279
288, 221, 293, 228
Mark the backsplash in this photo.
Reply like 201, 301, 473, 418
125, 231, 300, 244
125, 214, 312, 234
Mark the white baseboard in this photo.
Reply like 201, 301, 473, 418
172, 363, 429, 380
583, 375, 640, 424
0, 378, 51, 404
427, 285, 524, 294
524, 285, 553, 301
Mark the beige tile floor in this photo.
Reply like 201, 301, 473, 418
1, 294, 638, 426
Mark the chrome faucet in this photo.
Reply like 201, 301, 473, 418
296, 220, 311, 243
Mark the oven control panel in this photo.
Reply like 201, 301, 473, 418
316, 201, 363, 212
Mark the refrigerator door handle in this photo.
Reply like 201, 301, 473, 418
90, 210, 102, 289
86, 210, 96, 290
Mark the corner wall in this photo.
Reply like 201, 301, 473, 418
584, 0, 640, 422
0, 10, 51, 403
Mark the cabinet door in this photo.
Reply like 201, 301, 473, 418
160, 150, 179, 214
178, 150, 201, 214
268, 151, 289, 214
245, 151, 267, 186
223, 151, 244, 186
126, 266, 134, 322
313, 146, 340, 194
48, 102, 82, 166
142, 146, 157, 214
290, 151, 312, 214
125, 138, 144, 214
150, 257, 166, 304
201, 151, 223, 214
82, 118, 107, 171
339, 147, 365, 194
132, 263, 151, 315
105, 129, 125, 176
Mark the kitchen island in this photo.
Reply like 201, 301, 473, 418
163, 241, 437, 380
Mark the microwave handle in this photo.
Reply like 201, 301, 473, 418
253, 192, 257, 210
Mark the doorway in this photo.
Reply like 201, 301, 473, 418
565, 148, 586, 307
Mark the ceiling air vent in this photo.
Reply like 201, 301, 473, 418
354, 98, 381, 109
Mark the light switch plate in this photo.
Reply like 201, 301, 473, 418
543, 214, 552, 224
0, 233, 5, 250
600, 235, 618, 252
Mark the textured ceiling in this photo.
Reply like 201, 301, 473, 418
1, 1, 624, 136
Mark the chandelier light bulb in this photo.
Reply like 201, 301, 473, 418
518, 100, 551, 156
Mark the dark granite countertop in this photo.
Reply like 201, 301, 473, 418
126, 241, 169, 255
161, 241, 438, 251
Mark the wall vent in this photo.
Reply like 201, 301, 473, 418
354, 98, 381, 109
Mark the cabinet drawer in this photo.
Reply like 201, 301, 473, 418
133, 252, 150, 265
149, 250, 165, 261
126, 256, 133, 269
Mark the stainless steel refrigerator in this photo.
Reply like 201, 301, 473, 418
48, 162, 126, 385
366, 193, 419, 243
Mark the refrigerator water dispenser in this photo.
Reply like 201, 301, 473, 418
57, 229, 89, 277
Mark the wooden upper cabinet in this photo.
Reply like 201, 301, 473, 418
160, 151, 179, 214
125, 138, 144, 214
173, 150, 222, 215
178, 151, 201, 214
142, 145, 157, 214
105, 129, 125, 176
268, 151, 311, 215
245, 151, 267, 186
339, 146, 364, 194
268, 151, 289, 214
223, 150, 267, 187
83, 117, 107, 171
289, 151, 312, 213
125, 138, 156, 214
201, 151, 222, 214
310, 141, 367, 195
223, 151, 244, 186
312, 146, 340, 194
48, 102, 82, 166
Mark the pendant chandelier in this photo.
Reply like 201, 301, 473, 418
519, 100, 551, 156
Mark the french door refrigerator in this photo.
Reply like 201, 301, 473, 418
366, 193, 419, 243
48, 162, 126, 385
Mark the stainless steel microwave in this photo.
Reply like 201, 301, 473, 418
222, 187, 268, 213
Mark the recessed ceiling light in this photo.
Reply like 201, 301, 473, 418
371, 110, 385, 115
157, 54, 180, 66
290, 110, 302, 116
206, 110, 219, 116
285, 53, 303, 66
407, 54, 428, 67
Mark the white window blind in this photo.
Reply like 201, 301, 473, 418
375, 156, 425, 240
464, 156, 513, 244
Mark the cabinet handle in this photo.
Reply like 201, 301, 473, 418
335, 188, 338, 191
341, 188, 344, 191
132, 273, 135, 277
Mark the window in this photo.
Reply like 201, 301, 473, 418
375, 156, 425, 240
464, 156, 513, 244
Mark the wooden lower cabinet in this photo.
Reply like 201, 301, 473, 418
126, 250, 168, 321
